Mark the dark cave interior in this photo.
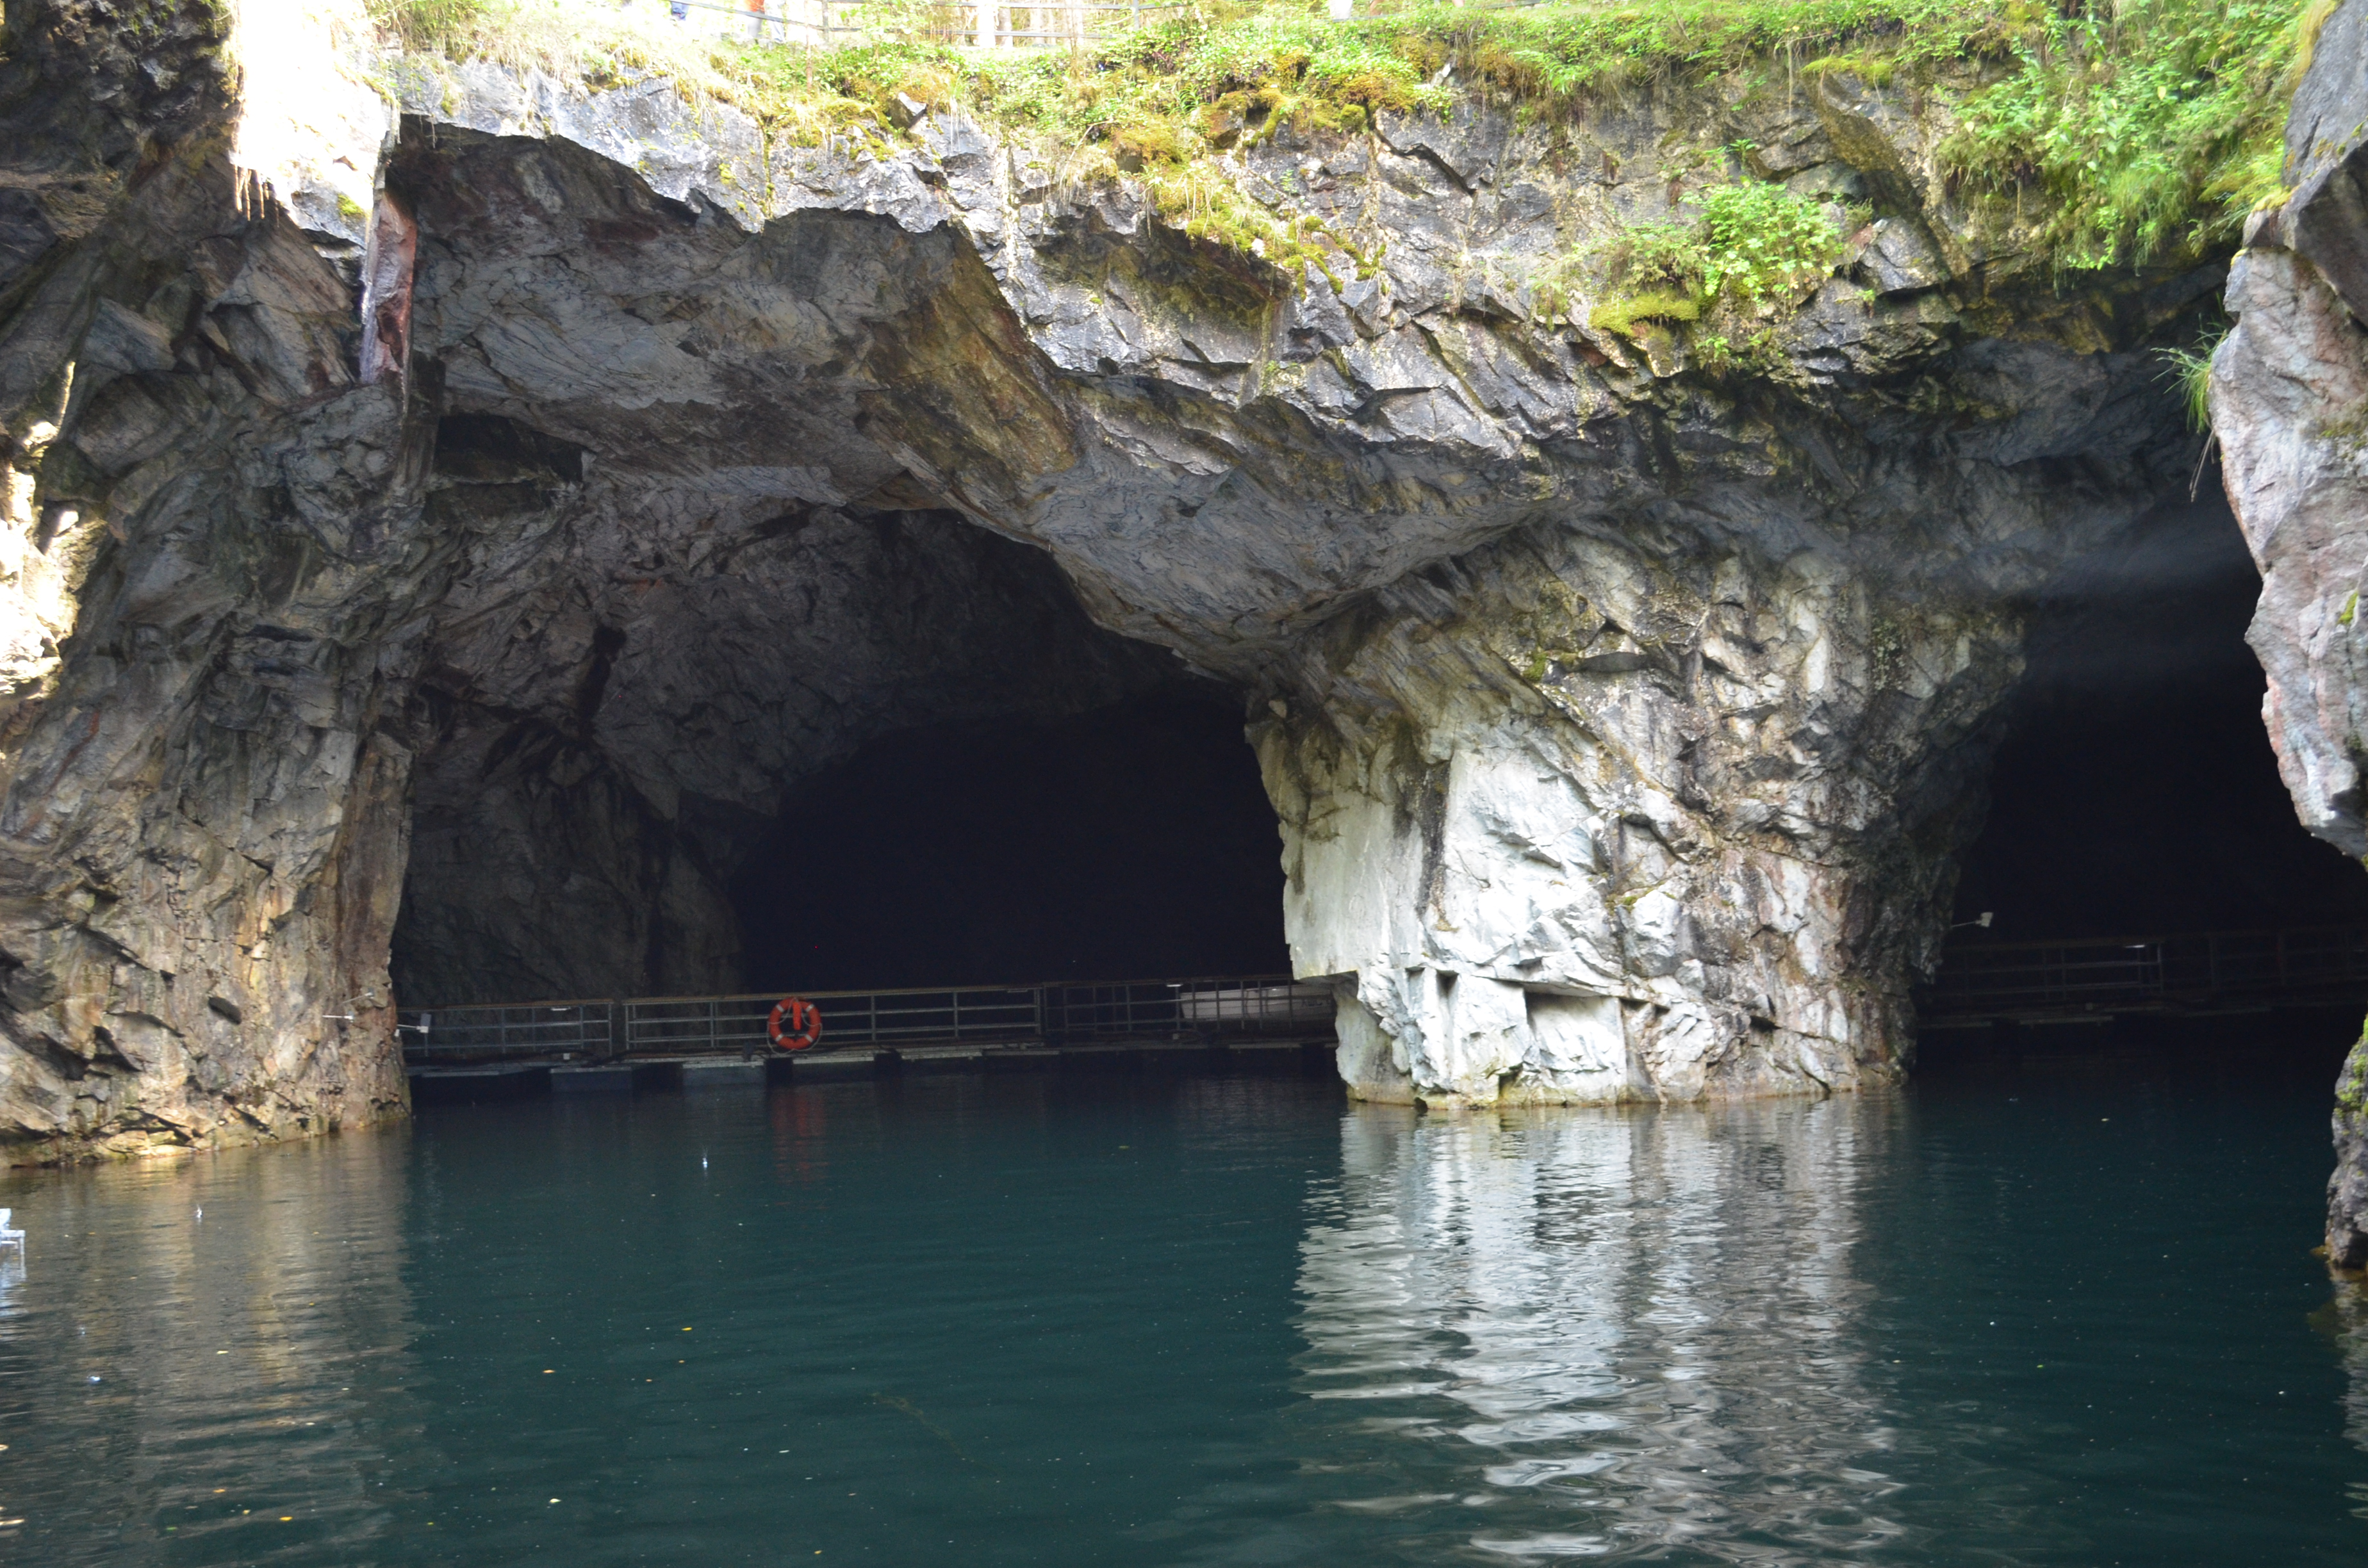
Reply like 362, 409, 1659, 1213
1950, 493, 2368, 942
1928, 491, 2368, 1074
728, 690, 1290, 993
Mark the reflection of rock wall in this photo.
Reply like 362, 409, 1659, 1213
2329, 1285, 2368, 1516
1293, 1101, 1898, 1558
0, 1129, 421, 1551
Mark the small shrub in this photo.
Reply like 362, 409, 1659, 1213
1605, 222, 1709, 295
1576, 179, 1841, 341
1696, 182, 1846, 302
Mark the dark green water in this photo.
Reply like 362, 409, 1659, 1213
3, 1060, 2365, 1565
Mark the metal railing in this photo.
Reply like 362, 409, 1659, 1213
625, 985, 1046, 1052
654, 0, 1190, 49
397, 1000, 616, 1058
399, 974, 1335, 1065
1920, 926, 2368, 1022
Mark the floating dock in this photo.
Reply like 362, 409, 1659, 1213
401, 974, 1340, 1102
408, 1034, 1336, 1103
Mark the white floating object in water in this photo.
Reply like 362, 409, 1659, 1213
0, 1209, 22, 1256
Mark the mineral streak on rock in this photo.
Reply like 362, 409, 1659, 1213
0, 1, 2213, 1159
2214, 0, 2368, 1267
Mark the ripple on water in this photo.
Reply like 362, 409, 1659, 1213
0, 1068, 2359, 1565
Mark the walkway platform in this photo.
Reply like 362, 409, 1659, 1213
399, 975, 1334, 1065
1919, 925, 2368, 1029
398, 972, 1340, 1098
406, 1034, 1338, 1102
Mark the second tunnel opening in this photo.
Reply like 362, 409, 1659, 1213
1930, 493, 2368, 1069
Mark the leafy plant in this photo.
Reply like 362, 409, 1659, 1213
1696, 181, 1846, 300
1581, 179, 1841, 336
1939, 0, 2305, 270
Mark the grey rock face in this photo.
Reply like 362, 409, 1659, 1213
2335, 1038, 2368, 1270
0, 5, 417, 1159
0, 3, 2212, 1159
2210, 1, 2368, 1263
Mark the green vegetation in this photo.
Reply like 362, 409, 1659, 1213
366, 0, 2311, 296
2157, 324, 2228, 430
1939, 0, 2303, 270
1572, 181, 1846, 341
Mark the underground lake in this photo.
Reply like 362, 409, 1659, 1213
3, 1052, 2365, 1566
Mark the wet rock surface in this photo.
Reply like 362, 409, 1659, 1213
0, 2, 2214, 1157
2210, 0, 2368, 1263
2335, 1039, 2368, 1270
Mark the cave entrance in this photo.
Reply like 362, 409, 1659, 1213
388, 494, 1286, 1009
1928, 494, 2368, 1067
730, 692, 1288, 992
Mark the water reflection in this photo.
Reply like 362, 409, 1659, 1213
0, 1130, 419, 1559
1295, 1098, 1903, 1562
2331, 1285, 2368, 1523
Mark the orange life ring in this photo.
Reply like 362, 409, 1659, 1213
768, 996, 822, 1051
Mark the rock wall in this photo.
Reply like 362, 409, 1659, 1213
1251, 364, 2170, 1104
0, 0, 417, 1157
2212, 0, 2368, 1267
0, 1, 2214, 1159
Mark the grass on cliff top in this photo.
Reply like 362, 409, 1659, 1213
372, 0, 2310, 274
